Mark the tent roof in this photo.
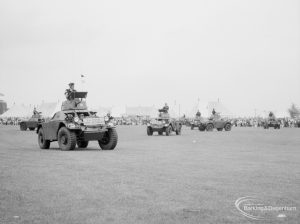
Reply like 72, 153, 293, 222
125, 106, 157, 117
0, 104, 33, 118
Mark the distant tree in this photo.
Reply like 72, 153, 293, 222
288, 103, 300, 119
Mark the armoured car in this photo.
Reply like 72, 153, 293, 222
190, 117, 203, 130
263, 118, 281, 129
147, 112, 182, 136
36, 92, 118, 150
20, 113, 44, 131
198, 114, 232, 131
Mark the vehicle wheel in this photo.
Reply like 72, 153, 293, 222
158, 131, 163, 135
29, 127, 35, 131
264, 125, 269, 129
147, 127, 153, 136
20, 123, 27, 131
199, 126, 205, 131
191, 125, 194, 130
58, 127, 76, 151
224, 123, 232, 131
99, 128, 118, 150
206, 123, 214, 131
165, 126, 172, 136
38, 128, 50, 149
77, 140, 89, 148
176, 127, 181, 135
217, 128, 223, 131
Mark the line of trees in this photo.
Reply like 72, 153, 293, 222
288, 103, 300, 119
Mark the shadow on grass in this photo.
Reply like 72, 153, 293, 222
42, 147, 111, 152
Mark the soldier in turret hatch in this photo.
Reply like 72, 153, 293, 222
65, 83, 76, 101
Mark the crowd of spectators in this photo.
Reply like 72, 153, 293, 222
0, 117, 22, 125
1, 116, 300, 128
231, 117, 300, 128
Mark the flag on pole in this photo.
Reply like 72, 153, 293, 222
80, 74, 86, 84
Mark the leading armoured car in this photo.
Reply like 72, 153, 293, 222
36, 92, 118, 151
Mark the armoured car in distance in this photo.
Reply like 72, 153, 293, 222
190, 117, 203, 130
20, 113, 44, 131
147, 112, 182, 136
37, 92, 118, 151
263, 118, 281, 129
198, 114, 232, 131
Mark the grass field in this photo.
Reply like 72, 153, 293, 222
0, 125, 299, 224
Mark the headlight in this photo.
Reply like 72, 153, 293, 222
67, 123, 76, 128
74, 117, 79, 123
104, 116, 109, 122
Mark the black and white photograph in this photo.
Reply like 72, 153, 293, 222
0, 0, 299, 223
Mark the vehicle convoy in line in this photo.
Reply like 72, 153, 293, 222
197, 114, 232, 131
20, 113, 44, 131
37, 92, 118, 151
147, 110, 182, 136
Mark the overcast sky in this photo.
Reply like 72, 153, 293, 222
0, 0, 299, 116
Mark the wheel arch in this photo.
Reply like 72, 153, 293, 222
57, 122, 67, 136
36, 124, 43, 133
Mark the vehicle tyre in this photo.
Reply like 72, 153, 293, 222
158, 131, 163, 135
176, 127, 181, 135
264, 125, 269, 129
99, 128, 118, 150
206, 123, 214, 131
199, 127, 205, 131
199, 125, 206, 131
147, 127, 153, 136
224, 123, 232, 131
77, 140, 89, 148
29, 127, 35, 131
165, 125, 172, 136
20, 123, 27, 131
217, 128, 223, 131
38, 128, 50, 149
58, 127, 77, 151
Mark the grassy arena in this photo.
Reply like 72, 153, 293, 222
0, 125, 299, 223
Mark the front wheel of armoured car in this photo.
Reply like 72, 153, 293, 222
147, 127, 153, 136
176, 127, 182, 135
206, 123, 214, 131
20, 123, 27, 131
99, 128, 118, 150
165, 126, 172, 136
77, 140, 89, 148
224, 123, 232, 131
199, 126, 205, 131
58, 127, 77, 151
38, 128, 50, 149
264, 124, 269, 129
